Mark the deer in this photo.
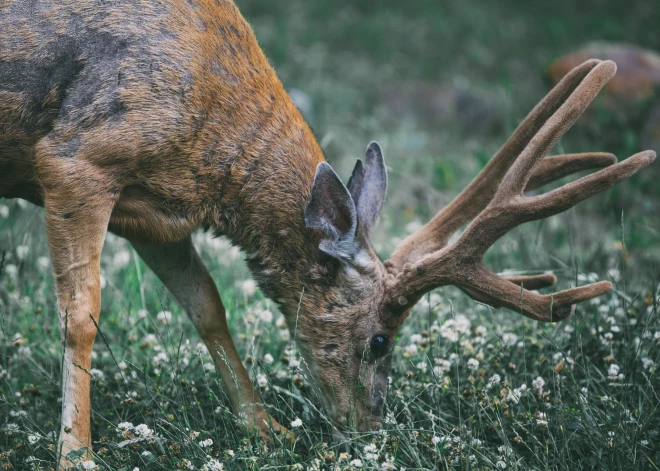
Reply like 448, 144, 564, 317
0, 0, 655, 468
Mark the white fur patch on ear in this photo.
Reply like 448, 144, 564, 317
342, 249, 373, 280
343, 264, 360, 279
352, 249, 372, 270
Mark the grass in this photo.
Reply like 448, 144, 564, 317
1, 0, 660, 469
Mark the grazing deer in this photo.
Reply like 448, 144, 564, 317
0, 0, 655, 467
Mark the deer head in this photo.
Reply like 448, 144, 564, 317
296, 59, 655, 433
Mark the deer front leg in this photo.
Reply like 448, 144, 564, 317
44, 192, 115, 469
132, 236, 287, 441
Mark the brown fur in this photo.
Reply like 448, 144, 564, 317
0, 2, 655, 469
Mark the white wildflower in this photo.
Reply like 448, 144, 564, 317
405, 220, 423, 234
608, 364, 620, 378
37, 256, 50, 270
199, 438, 213, 448
12, 332, 26, 346
27, 434, 40, 444
113, 250, 131, 269
607, 268, 620, 282
134, 423, 153, 437
290, 417, 303, 428
364, 444, 378, 453
259, 310, 273, 323
439, 315, 471, 342
263, 353, 274, 365
410, 334, 423, 344
16, 245, 29, 260
467, 358, 479, 370
156, 310, 172, 324
487, 374, 501, 389
153, 351, 168, 364
241, 279, 257, 296
532, 376, 545, 392
201, 458, 224, 471
536, 412, 548, 426
403, 344, 418, 355
5, 264, 17, 277
257, 374, 268, 388
434, 358, 451, 371
496, 460, 506, 469
502, 332, 518, 346
81, 461, 97, 470
642, 358, 655, 372
90, 368, 104, 381
349, 459, 363, 467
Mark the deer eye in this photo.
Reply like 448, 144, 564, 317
370, 334, 389, 357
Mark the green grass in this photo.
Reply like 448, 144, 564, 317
1, 0, 660, 469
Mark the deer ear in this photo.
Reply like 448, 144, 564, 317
305, 162, 360, 261
347, 141, 387, 233
347, 158, 365, 202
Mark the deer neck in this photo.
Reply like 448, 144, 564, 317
202, 97, 328, 316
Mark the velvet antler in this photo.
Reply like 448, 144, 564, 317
385, 59, 655, 321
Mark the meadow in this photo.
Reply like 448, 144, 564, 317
1, 0, 659, 469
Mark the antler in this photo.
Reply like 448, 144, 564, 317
385, 59, 655, 322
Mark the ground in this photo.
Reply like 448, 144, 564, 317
1, 0, 659, 469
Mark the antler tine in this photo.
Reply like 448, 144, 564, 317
493, 60, 617, 200
457, 265, 612, 322
388, 59, 607, 271
461, 273, 557, 308
526, 153, 616, 191
386, 60, 656, 321
522, 150, 655, 220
